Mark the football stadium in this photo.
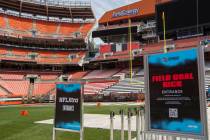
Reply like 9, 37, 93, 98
1, 0, 210, 140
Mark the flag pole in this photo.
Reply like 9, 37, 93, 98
162, 12, 167, 53
126, 0, 133, 82
128, 18, 133, 82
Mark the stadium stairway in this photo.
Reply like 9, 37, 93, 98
28, 83, 34, 98
0, 84, 11, 97
0, 80, 30, 97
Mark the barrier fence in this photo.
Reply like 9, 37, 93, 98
109, 107, 205, 140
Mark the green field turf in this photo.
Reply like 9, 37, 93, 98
0, 105, 138, 140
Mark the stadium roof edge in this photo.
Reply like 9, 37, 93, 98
0, 0, 95, 20
98, 0, 171, 24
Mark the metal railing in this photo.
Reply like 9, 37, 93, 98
22, 0, 91, 8
109, 107, 205, 140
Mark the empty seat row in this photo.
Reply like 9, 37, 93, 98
102, 78, 144, 94
83, 69, 120, 79
33, 82, 56, 96
0, 14, 94, 39
0, 80, 30, 97
0, 47, 86, 64
0, 74, 24, 80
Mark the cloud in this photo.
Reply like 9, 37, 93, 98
61, 0, 139, 19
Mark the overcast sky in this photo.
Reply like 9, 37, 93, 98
54, 0, 139, 19
91, 0, 139, 19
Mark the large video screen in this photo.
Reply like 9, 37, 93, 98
156, 0, 210, 34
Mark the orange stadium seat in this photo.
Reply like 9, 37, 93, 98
143, 46, 162, 54
33, 82, 55, 96
80, 23, 94, 36
36, 57, 70, 64
84, 81, 116, 95
0, 48, 34, 62
38, 51, 69, 57
0, 47, 8, 55
36, 51, 84, 64
0, 74, 24, 80
70, 51, 86, 64
175, 37, 201, 49
12, 49, 29, 56
38, 51, 55, 57
40, 75, 58, 80
0, 14, 91, 39
0, 87, 9, 97
0, 80, 29, 97
71, 57, 81, 64
0, 47, 86, 64
36, 21, 58, 34
69, 71, 88, 80
0, 55, 35, 62
8, 16, 32, 31
142, 42, 163, 54
59, 23, 81, 36
0, 14, 6, 29
83, 69, 120, 79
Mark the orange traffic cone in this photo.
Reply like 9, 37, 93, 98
20, 110, 29, 116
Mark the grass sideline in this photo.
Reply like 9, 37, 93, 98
0, 104, 139, 140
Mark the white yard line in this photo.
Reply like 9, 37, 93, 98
35, 114, 138, 131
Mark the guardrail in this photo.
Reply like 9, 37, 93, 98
22, 0, 91, 7
109, 107, 205, 140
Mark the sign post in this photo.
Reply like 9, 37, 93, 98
53, 83, 84, 140
144, 47, 208, 139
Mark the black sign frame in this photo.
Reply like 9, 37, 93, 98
144, 47, 208, 139
53, 82, 84, 140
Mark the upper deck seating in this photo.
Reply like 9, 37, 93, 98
36, 21, 58, 34
80, 23, 94, 36
0, 47, 8, 55
0, 14, 92, 39
59, 23, 81, 36
8, 16, 33, 31
0, 14, 6, 29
